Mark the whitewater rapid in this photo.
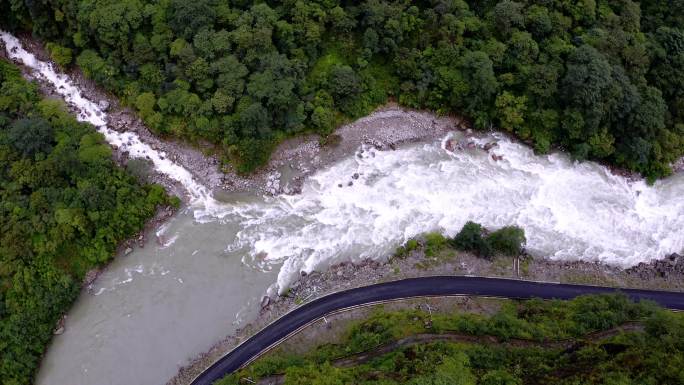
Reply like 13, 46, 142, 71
203, 133, 684, 292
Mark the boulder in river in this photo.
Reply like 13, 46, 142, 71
53, 315, 66, 335
483, 141, 498, 152
98, 100, 110, 111
260, 295, 271, 309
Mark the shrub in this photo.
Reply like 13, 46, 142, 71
395, 238, 420, 259
45, 42, 72, 68
126, 158, 154, 182
229, 137, 276, 174
424, 232, 448, 257
450, 221, 493, 259
486, 226, 526, 257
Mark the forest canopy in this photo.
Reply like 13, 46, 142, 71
0, 60, 172, 385
3, 0, 684, 178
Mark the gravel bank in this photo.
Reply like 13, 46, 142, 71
218, 103, 461, 195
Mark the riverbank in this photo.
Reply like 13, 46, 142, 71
170, 236, 684, 385
4, 33, 461, 200
8, 32, 678, 200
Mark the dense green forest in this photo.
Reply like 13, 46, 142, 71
218, 294, 684, 384
0, 60, 173, 385
3, 1, 684, 178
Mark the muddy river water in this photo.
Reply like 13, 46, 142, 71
2, 31, 684, 385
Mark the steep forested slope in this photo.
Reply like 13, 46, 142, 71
219, 294, 684, 385
3, 0, 684, 178
0, 60, 172, 385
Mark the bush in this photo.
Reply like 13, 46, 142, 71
45, 42, 72, 68
450, 222, 525, 259
395, 238, 419, 259
424, 232, 448, 257
486, 226, 526, 257
450, 221, 493, 259
229, 137, 276, 174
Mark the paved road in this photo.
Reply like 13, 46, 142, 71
190, 276, 684, 385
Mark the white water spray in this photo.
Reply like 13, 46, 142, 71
206, 132, 684, 292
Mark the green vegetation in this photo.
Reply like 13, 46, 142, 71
399, 222, 526, 262
450, 221, 493, 258
0, 60, 172, 385
217, 294, 684, 385
3, 1, 684, 178
451, 221, 526, 259
45, 42, 72, 69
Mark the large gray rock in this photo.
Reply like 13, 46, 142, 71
98, 100, 110, 111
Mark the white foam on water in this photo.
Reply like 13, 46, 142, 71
0, 31, 218, 208
159, 234, 179, 248
207, 132, 684, 293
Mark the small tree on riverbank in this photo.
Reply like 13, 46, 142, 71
487, 226, 526, 257
450, 222, 525, 259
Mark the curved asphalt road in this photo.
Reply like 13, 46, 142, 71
190, 276, 684, 385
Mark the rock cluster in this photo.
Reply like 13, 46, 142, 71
626, 253, 684, 279
53, 315, 66, 335
265, 171, 282, 195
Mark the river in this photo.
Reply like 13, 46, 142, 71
2, 31, 684, 385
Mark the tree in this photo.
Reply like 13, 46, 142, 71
45, 43, 72, 68
213, 56, 248, 99
80, 0, 144, 55
7, 118, 54, 157
328, 65, 362, 113
311, 106, 335, 133
238, 101, 271, 137
525, 5, 553, 39
495, 92, 527, 135
459, 51, 499, 124
450, 222, 492, 259
134, 92, 156, 119
486, 226, 526, 257
492, 1, 525, 38
505, 31, 539, 68
561, 45, 639, 142
168, 0, 216, 40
